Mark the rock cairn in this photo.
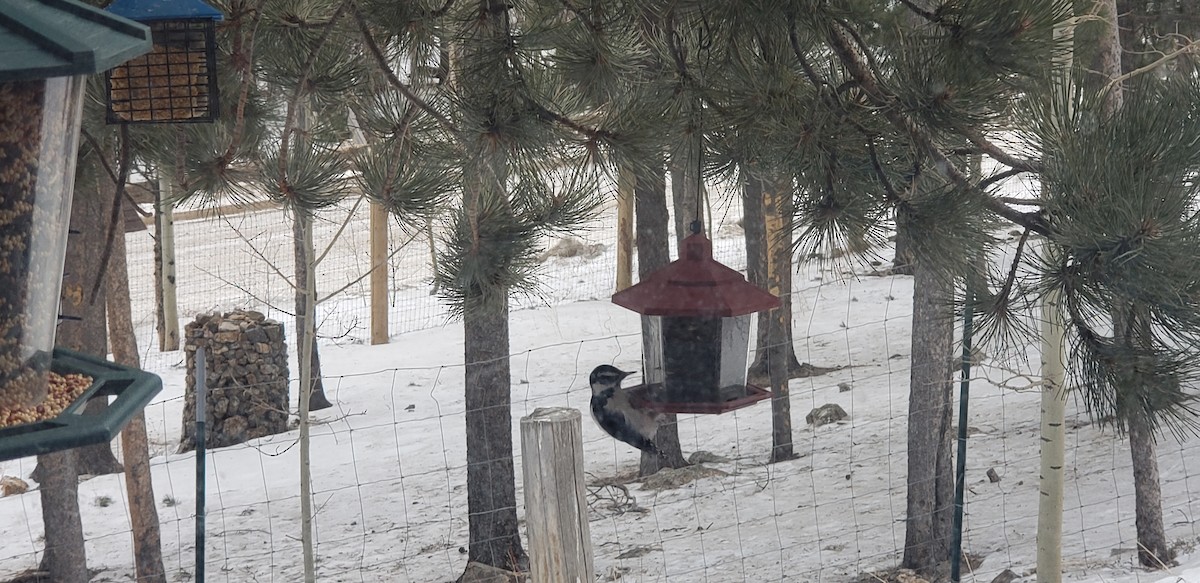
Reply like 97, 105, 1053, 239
179, 311, 289, 452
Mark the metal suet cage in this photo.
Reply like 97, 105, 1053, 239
105, 0, 222, 124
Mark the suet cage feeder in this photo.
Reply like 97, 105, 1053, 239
105, 0, 222, 124
0, 0, 160, 459
612, 230, 780, 414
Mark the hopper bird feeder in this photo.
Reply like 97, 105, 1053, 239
612, 227, 780, 414
0, 0, 161, 460
105, 0, 222, 124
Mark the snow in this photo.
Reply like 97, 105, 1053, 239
0, 195, 1198, 583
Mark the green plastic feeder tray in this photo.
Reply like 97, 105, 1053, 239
0, 348, 162, 462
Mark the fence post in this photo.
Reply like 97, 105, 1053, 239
369, 201, 389, 345
615, 167, 634, 292
520, 407, 593, 583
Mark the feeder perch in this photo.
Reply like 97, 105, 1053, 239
0, 349, 163, 462
105, 0, 222, 124
612, 231, 780, 414
0, 0, 153, 457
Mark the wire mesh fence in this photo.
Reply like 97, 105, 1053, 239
0, 184, 1197, 582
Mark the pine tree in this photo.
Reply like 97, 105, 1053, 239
351, 0, 609, 571
631, 0, 1072, 573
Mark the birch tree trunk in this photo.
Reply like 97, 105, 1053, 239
155, 171, 179, 352
1037, 16, 1074, 583
1036, 286, 1067, 583
297, 209, 318, 582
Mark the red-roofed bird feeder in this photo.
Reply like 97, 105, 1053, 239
612, 228, 779, 414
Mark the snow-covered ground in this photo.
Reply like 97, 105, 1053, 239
0, 186, 1198, 582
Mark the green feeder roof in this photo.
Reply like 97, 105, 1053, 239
0, 0, 152, 83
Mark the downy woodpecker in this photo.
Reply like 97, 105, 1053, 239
589, 364, 660, 454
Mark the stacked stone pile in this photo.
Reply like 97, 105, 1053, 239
179, 310, 289, 452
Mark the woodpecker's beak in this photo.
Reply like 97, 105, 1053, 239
619, 369, 635, 381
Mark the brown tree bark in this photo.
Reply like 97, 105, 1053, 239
900, 256, 956, 573
291, 102, 332, 413
1090, 3, 1172, 568
892, 209, 915, 275
106, 196, 168, 583
36, 179, 119, 581
762, 178, 795, 463
634, 157, 688, 476
36, 450, 87, 583
670, 141, 703, 247
292, 212, 333, 412
42, 179, 123, 478
744, 178, 803, 381
1127, 413, 1174, 567
463, 292, 526, 570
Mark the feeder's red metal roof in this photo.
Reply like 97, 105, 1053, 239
612, 232, 780, 317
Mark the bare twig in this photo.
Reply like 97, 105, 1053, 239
1102, 38, 1200, 96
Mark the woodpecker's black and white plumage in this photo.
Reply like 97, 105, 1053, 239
589, 364, 660, 454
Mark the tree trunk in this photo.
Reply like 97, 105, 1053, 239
744, 176, 771, 369
1127, 413, 1174, 567
615, 167, 634, 292
36, 179, 119, 581
745, 177, 803, 380
892, 209, 915, 275
1037, 288, 1068, 583
633, 157, 688, 476
292, 212, 333, 411
105, 199, 167, 583
901, 258, 956, 573
291, 101, 332, 413
1037, 18, 1074, 583
46, 179, 123, 478
37, 450, 88, 583
464, 299, 526, 570
670, 141, 702, 246
1091, 1, 1171, 568
763, 177, 795, 462
155, 171, 179, 352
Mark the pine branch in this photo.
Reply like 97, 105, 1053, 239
1102, 38, 1200, 96
788, 18, 826, 88
896, 0, 939, 22
958, 126, 1042, 173
866, 139, 901, 203
220, 0, 268, 167
277, 0, 351, 198
996, 195, 1042, 206
351, 3, 457, 136
826, 21, 1051, 236
979, 168, 1031, 191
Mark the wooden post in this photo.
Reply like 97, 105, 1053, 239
158, 174, 179, 351
520, 407, 593, 583
369, 201, 389, 344
615, 167, 634, 291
